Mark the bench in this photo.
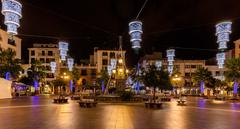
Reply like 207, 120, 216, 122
145, 102, 163, 108
177, 100, 186, 105
79, 99, 97, 108
53, 98, 68, 104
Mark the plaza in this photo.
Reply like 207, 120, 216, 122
0, 96, 240, 129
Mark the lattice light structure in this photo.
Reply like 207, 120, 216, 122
67, 58, 74, 71
50, 61, 56, 73
129, 20, 143, 49
1, 0, 22, 35
216, 52, 225, 69
215, 21, 232, 68
215, 21, 232, 50
107, 59, 117, 76
58, 41, 69, 61
155, 60, 162, 70
167, 49, 175, 75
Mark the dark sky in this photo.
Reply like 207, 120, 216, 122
1, 0, 240, 66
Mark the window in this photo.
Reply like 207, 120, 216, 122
102, 52, 108, 56
46, 73, 54, 78
50, 58, 55, 62
191, 65, 196, 68
46, 66, 51, 71
8, 38, 15, 46
185, 73, 191, 77
216, 71, 220, 76
31, 58, 35, 63
42, 51, 45, 56
46, 58, 50, 63
185, 65, 191, 68
31, 50, 35, 56
48, 51, 53, 56
40, 58, 45, 63
196, 65, 202, 68
91, 69, 96, 76
110, 52, 115, 58
102, 59, 108, 65
81, 69, 87, 76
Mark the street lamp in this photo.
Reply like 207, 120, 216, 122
172, 74, 182, 96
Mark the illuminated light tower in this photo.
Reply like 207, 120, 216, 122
155, 60, 162, 70
215, 21, 232, 50
67, 58, 74, 71
166, 49, 175, 75
50, 61, 56, 73
1, 0, 22, 35
215, 21, 232, 69
58, 41, 69, 61
129, 20, 143, 52
216, 53, 225, 69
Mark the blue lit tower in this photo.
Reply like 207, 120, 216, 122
1, 0, 22, 35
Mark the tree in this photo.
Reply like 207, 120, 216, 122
96, 69, 109, 89
51, 77, 67, 95
225, 58, 240, 95
142, 65, 172, 102
27, 60, 46, 86
193, 67, 213, 95
0, 48, 23, 80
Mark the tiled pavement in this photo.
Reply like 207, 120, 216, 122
0, 96, 240, 129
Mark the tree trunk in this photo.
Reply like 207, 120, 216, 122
153, 87, 156, 103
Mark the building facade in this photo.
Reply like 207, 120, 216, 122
92, 48, 126, 73
28, 43, 60, 81
0, 28, 22, 59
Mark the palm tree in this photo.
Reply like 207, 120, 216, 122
0, 48, 23, 80
142, 65, 172, 103
96, 69, 109, 94
225, 58, 240, 96
193, 67, 212, 95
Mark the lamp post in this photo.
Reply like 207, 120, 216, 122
172, 74, 182, 96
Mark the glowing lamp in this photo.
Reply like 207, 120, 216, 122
58, 41, 69, 61
1, 0, 22, 35
129, 20, 143, 49
50, 61, 56, 73
67, 58, 74, 71
215, 21, 232, 50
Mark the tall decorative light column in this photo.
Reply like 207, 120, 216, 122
67, 58, 74, 71
50, 61, 56, 73
155, 60, 162, 70
215, 21, 232, 69
129, 20, 143, 50
166, 49, 175, 75
58, 41, 69, 61
1, 0, 22, 35
215, 21, 234, 94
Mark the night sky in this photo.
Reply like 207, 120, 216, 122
1, 0, 240, 66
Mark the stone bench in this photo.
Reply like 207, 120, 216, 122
177, 100, 186, 105
79, 99, 97, 108
53, 98, 68, 104
145, 102, 163, 108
